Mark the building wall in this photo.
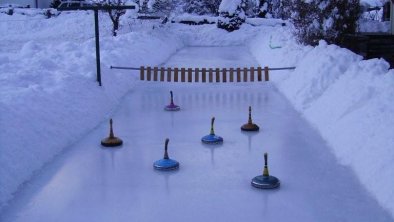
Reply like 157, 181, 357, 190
0, 0, 51, 8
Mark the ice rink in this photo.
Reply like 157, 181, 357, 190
1, 47, 392, 222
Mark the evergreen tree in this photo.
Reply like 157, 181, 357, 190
289, 0, 360, 45
217, 0, 246, 32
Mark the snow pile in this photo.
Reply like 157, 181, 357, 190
171, 14, 217, 24
218, 0, 242, 15
245, 18, 286, 27
0, 12, 182, 210
250, 27, 394, 217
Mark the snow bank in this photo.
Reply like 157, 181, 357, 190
250, 26, 394, 218
0, 12, 182, 210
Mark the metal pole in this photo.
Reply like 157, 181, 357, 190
391, 1, 394, 35
94, 9, 102, 86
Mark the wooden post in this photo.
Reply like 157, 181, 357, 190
257, 67, 262, 81
202, 68, 207, 82
215, 68, 220, 82
140, 66, 145, 80
264, 66, 269, 81
229, 68, 234, 82
153, 67, 158, 81
188, 68, 193, 82
243, 67, 248, 82
160, 67, 165, 81
209, 68, 213, 82
195, 68, 200, 82
250, 67, 255, 82
147, 66, 152, 81
174, 67, 179, 82
222, 68, 227, 82
236, 68, 241, 82
167, 67, 172, 82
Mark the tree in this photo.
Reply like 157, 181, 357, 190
183, 0, 221, 15
217, 0, 246, 32
97, 0, 127, 36
289, 0, 360, 45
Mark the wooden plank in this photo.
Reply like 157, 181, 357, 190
140, 66, 145, 80
209, 68, 213, 83
147, 66, 152, 81
167, 67, 172, 82
257, 67, 262, 81
181, 68, 186, 82
243, 67, 248, 82
188, 68, 193, 82
236, 68, 241, 82
202, 68, 206, 82
215, 68, 220, 82
195, 68, 199, 82
174, 67, 179, 82
160, 67, 165, 81
250, 67, 255, 82
229, 68, 234, 82
264, 66, 269, 81
222, 68, 227, 82
153, 67, 158, 81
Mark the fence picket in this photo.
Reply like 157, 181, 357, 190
195, 68, 200, 82
181, 68, 186, 82
167, 67, 171, 82
174, 67, 179, 82
243, 67, 248, 82
222, 68, 227, 82
153, 67, 158, 81
188, 68, 193, 82
229, 68, 234, 82
147, 66, 152, 81
160, 67, 165, 81
140, 66, 145, 80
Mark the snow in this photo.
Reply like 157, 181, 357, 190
249, 25, 394, 218
1, 8, 394, 221
0, 11, 183, 210
218, 0, 242, 14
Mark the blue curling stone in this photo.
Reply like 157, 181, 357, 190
251, 175, 280, 189
201, 134, 223, 144
153, 158, 179, 171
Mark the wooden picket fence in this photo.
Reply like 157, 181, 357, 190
139, 66, 270, 83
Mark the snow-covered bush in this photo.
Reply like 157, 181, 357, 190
217, 0, 246, 32
182, 0, 221, 15
289, 0, 360, 45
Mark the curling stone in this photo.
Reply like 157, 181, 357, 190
241, 106, 259, 131
251, 153, 280, 189
164, 91, 180, 111
101, 119, 123, 147
201, 117, 223, 144
153, 138, 179, 170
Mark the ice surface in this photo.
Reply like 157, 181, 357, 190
0, 47, 392, 222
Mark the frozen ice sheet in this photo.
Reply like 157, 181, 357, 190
1, 46, 392, 222
1, 83, 392, 222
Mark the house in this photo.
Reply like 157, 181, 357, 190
0, 0, 52, 8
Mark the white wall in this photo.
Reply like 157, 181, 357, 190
0, 0, 51, 8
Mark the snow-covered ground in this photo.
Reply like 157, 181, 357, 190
1, 9, 394, 220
